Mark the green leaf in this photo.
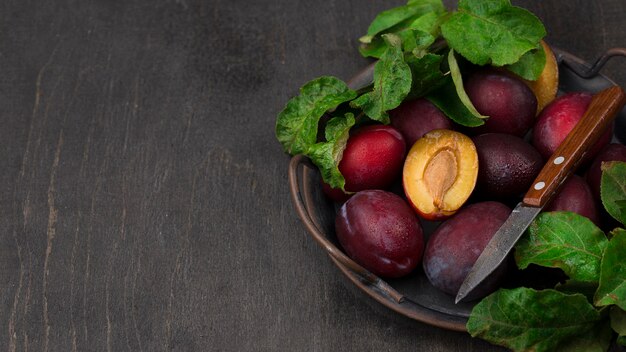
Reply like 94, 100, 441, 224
515, 212, 608, 284
556, 319, 612, 352
276, 77, 357, 155
360, 0, 444, 44
601, 161, 626, 226
426, 76, 485, 127
608, 306, 626, 347
594, 228, 626, 309
406, 9, 442, 36
618, 200, 626, 222
397, 29, 435, 57
359, 1, 445, 59
405, 53, 446, 100
407, 0, 444, 7
609, 227, 626, 239
610, 306, 626, 346
307, 114, 356, 190
448, 49, 488, 119
506, 43, 546, 81
467, 288, 602, 352
441, 0, 546, 66
401, 11, 442, 56
351, 34, 412, 124
359, 37, 388, 59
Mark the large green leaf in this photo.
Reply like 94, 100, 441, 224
359, 1, 445, 59
467, 288, 602, 352
440, 0, 546, 66
306, 114, 355, 190
515, 212, 607, 284
557, 319, 612, 352
610, 306, 626, 346
594, 228, 626, 309
405, 53, 445, 100
600, 161, 626, 226
406, 9, 442, 36
351, 34, 412, 124
426, 75, 486, 127
275, 77, 356, 155
506, 43, 546, 81
359, 0, 444, 44
361, 18, 439, 59
407, 0, 444, 7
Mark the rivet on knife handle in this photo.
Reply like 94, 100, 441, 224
524, 86, 626, 207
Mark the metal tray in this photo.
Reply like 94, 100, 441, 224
288, 47, 626, 332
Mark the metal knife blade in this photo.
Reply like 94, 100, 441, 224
455, 86, 626, 304
455, 203, 540, 303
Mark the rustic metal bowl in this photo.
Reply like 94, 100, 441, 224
288, 47, 626, 332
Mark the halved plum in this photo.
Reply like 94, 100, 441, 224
403, 129, 478, 220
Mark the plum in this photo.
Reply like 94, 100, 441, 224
473, 133, 544, 199
335, 190, 424, 278
340, 124, 405, 192
465, 69, 537, 137
585, 143, 626, 201
544, 175, 599, 225
403, 129, 478, 220
322, 124, 405, 201
389, 98, 453, 148
422, 201, 511, 299
532, 92, 612, 160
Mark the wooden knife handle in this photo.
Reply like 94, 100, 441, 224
523, 86, 626, 207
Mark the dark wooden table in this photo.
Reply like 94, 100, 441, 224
1, 1, 624, 351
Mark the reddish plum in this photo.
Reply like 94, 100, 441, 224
532, 92, 612, 160
322, 124, 406, 201
339, 124, 406, 192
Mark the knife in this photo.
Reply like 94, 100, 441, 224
455, 85, 626, 304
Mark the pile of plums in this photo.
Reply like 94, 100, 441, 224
322, 67, 626, 300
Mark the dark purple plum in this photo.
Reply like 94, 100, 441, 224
389, 98, 453, 148
422, 201, 511, 299
544, 175, 599, 225
335, 190, 424, 278
465, 69, 537, 137
473, 133, 544, 199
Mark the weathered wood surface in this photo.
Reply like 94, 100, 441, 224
0, 0, 624, 351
